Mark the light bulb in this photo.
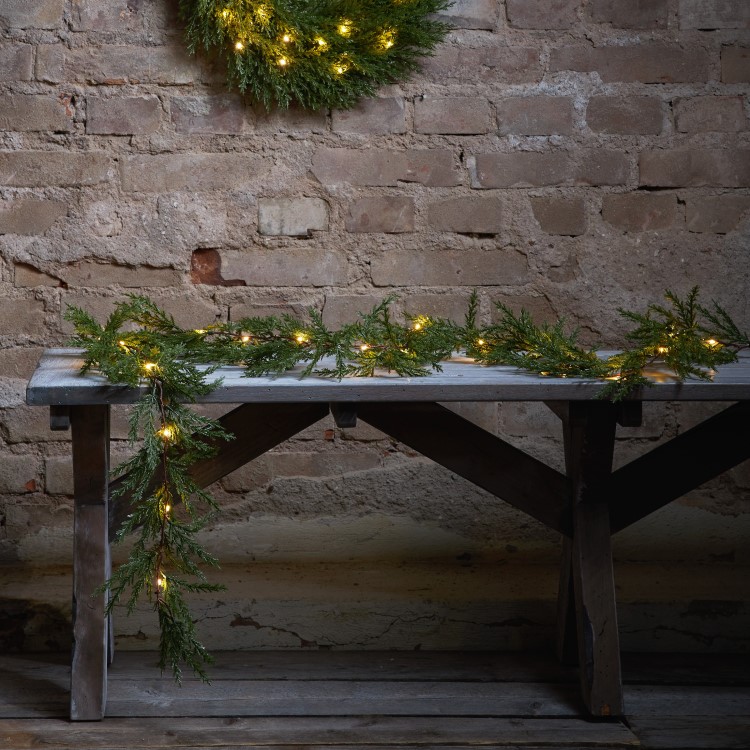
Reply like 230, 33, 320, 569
360, 344, 370, 352
657, 346, 669, 354
235, 41, 244, 51
282, 33, 291, 43
295, 332, 309, 344
704, 338, 719, 347
278, 56, 288, 67
315, 37, 328, 50
338, 20, 351, 36
241, 335, 251, 343
476, 339, 485, 346
143, 362, 158, 373
158, 425, 175, 441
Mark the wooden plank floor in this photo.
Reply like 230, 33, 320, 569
0, 651, 748, 749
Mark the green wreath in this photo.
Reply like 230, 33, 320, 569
179, 0, 452, 110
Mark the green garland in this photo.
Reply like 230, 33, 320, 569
65, 289, 748, 681
179, 0, 452, 110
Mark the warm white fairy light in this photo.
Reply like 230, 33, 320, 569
235, 40, 244, 51
158, 424, 176, 441
338, 19, 352, 36
295, 332, 309, 344
278, 56, 288, 67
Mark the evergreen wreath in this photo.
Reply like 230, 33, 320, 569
178, 0, 452, 110
65, 289, 749, 681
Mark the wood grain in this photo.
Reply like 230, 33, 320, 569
71, 405, 110, 721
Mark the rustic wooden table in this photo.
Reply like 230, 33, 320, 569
27, 349, 750, 721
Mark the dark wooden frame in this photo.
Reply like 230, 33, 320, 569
27, 350, 750, 720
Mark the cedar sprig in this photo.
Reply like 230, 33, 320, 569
472, 303, 609, 380
602, 287, 741, 400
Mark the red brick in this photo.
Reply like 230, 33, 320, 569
345, 197, 415, 233
530, 196, 586, 236
686, 195, 750, 233
0, 298, 46, 335
258, 198, 329, 236
420, 43, 541, 85
721, 46, 750, 83
254, 103, 327, 133
312, 148, 460, 187
398, 294, 474, 323
61, 292, 220, 332
473, 150, 629, 188
587, 96, 664, 135
679, 0, 750, 29
0, 94, 73, 132
222, 249, 348, 286
0, 347, 43, 378
506, 0, 577, 29
474, 152, 568, 188
58, 45, 198, 85
0, 199, 67, 235
371, 249, 527, 287
34, 44, 64, 83
602, 193, 678, 231
588, 0, 669, 29
87, 96, 161, 135
321, 294, 384, 327
674, 96, 747, 133
60, 261, 181, 288
640, 150, 750, 187
332, 97, 406, 135
427, 197, 503, 234
120, 154, 268, 192
496, 97, 574, 136
0, 0, 63, 29
0, 151, 111, 187
0, 453, 41, 493
0, 44, 33, 81
550, 44, 711, 83
171, 95, 250, 134
190, 249, 246, 286
70, 0, 144, 31
14, 264, 63, 287
414, 96, 492, 135
436, 0, 498, 30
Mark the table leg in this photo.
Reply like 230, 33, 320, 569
562, 402, 623, 716
70, 405, 110, 721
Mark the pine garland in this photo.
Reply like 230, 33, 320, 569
65, 289, 748, 681
179, 0, 452, 110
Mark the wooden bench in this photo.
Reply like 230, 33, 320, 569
26, 348, 750, 720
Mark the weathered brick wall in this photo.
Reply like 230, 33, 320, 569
1, 0, 749, 653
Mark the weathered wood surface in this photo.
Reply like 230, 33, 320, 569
356, 402, 570, 535
562, 402, 622, 717
628, 716, 750, 749
0, 715, 640, 748
70, 405, 110, 721
26, 349, 750, 406
108, 402, 329, 539
2, 652, 749, 748
608, 400, 750, 533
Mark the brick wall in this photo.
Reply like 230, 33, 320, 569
1, 0, 748, 653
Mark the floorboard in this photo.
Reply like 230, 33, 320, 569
0, 651, 748, 749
